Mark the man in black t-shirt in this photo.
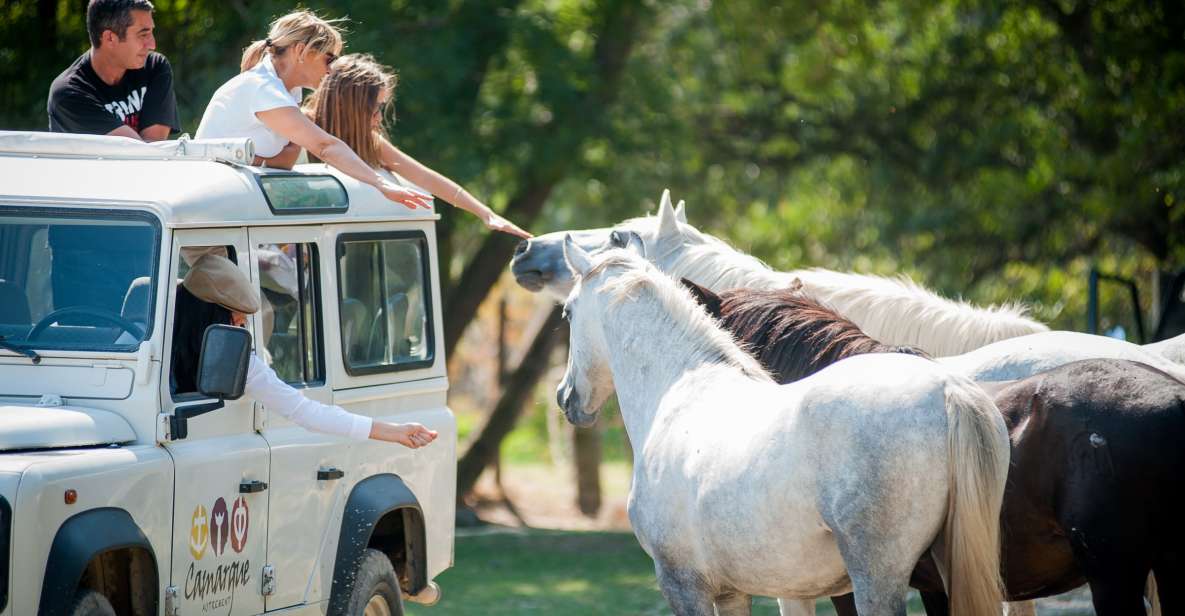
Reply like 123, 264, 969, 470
47, 0, 179, 141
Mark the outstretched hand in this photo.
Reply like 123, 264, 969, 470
372, 421, 439, 448
485, 211, 533, 239
378, 179, 434, 210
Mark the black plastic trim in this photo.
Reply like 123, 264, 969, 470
0, 496, 10, 612
317, 467, 345, 481
335, 231, 436, 376
253, 172, 350, 215
39, 507, 158, 616
327, 474, 426, 616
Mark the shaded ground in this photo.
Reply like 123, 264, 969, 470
425, 462, 1094, 615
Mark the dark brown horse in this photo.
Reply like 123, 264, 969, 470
684, 280, 1185, 616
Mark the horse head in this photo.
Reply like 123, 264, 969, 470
511, 189, 691, 300
556, 235, 617, 427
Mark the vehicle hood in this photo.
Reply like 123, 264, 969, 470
0, 404, 136, 451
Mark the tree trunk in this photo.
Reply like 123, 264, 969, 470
573, 422, 602, 517
456, 306, 566, 497
441, 1, 651, 362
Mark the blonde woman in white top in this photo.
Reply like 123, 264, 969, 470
196, 10, 429, 210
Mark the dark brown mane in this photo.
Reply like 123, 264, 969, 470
715, 287, 930, 383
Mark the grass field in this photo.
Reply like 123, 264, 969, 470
405, 527, 924, 616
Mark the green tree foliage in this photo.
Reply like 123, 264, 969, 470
2, 0, 1180, 335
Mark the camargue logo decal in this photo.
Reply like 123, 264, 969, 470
188, 505, 209, 560
185, 494, 255, 611
210, 497, 229, 557
230, 496, 250, 553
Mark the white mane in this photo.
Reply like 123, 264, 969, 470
621, 214, 1049, 357
585, 250, 773, 383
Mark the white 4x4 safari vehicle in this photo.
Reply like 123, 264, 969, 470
0, 132, 455, 616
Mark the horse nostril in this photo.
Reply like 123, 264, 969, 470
514, 240, 530, 257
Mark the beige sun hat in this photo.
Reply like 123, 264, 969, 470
182, 255, 261, 315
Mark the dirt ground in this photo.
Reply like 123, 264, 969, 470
468, 461, 1102, 614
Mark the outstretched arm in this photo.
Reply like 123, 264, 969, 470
377, 134, 532, 238
244, 354, 437, 447
256, 107, 433, 209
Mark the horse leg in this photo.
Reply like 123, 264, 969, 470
776, 598, 816, 616
1153, 559, 1183, 616
1084, 568, 1152, 616
918, 591, 950, 616
829, 593, 858, 616
832, 536, 911, 616
713, 591, 752, 616
654, 563, 716, 616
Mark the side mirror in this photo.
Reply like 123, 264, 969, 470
197, 324, 251, 400
170, 325, 251, 441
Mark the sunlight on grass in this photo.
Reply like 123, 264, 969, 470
406, 528, 878, 616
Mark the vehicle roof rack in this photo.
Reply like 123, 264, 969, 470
0, 131, 255, 165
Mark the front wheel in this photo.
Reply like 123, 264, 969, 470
345, 548, 405, 616
68, 589, 116, 616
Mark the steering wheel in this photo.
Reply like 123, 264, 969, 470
27, 306, 145, 341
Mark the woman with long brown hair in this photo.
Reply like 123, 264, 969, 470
196, 11, 430, 210
305, 53, 530, 238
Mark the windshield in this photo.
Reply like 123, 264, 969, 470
0, 207, 160, 353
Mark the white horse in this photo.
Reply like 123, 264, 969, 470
512, 190, 1048, 357
556, 238, 1010, 616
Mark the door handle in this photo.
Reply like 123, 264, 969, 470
239, 480, 268, 493
317, 467, 345, 481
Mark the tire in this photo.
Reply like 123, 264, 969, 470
67, 589, 116, 616
344, 548, 405, 616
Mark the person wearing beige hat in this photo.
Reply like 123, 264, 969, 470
173, 254, 437, 448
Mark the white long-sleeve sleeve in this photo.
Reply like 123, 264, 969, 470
244, 354, 372, 440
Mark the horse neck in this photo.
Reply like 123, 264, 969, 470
596, 286, 752, 448
719, 293, 897, 383
658, 239, 792, 292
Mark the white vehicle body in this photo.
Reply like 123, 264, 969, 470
0, 132, 455, 616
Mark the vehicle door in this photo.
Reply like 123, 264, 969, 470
247, 226, 345, 609
160, 230, 269, 615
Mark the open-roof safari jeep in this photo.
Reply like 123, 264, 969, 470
0, 132, 455, 616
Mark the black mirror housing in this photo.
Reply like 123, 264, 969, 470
197, 324, 251, 400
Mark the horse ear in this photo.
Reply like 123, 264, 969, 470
674, 200, 687, 223
563, 234, 594, 277
656, 189, 682, 240
787, 277, 804, 293
621, 230, 646, 257
680, 278, 723, 318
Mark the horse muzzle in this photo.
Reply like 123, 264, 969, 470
557, 383, 597, 427
510, 240, 574, 296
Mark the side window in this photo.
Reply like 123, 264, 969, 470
257, 243, 324, 386
171, 245, 236, 398
337, 232, 433, 374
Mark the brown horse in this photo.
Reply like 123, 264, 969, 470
684, 280, 1185, 616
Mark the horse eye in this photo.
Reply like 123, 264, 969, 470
609, 231, 626, 247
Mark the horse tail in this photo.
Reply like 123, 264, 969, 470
942, 378, 1010, 616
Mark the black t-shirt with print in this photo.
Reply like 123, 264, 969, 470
47, 50, 180, 136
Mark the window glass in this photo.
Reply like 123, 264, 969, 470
258, 175, 348, 214
170, 245, 236, 397
257, 243, 323, 385
0, 208, 158, 352
337, 234, 432, 373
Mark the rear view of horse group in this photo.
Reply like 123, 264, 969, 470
510, 191, 1185, 615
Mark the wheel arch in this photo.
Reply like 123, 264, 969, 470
39, 507, 158, 616
327, 473, 427, 615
